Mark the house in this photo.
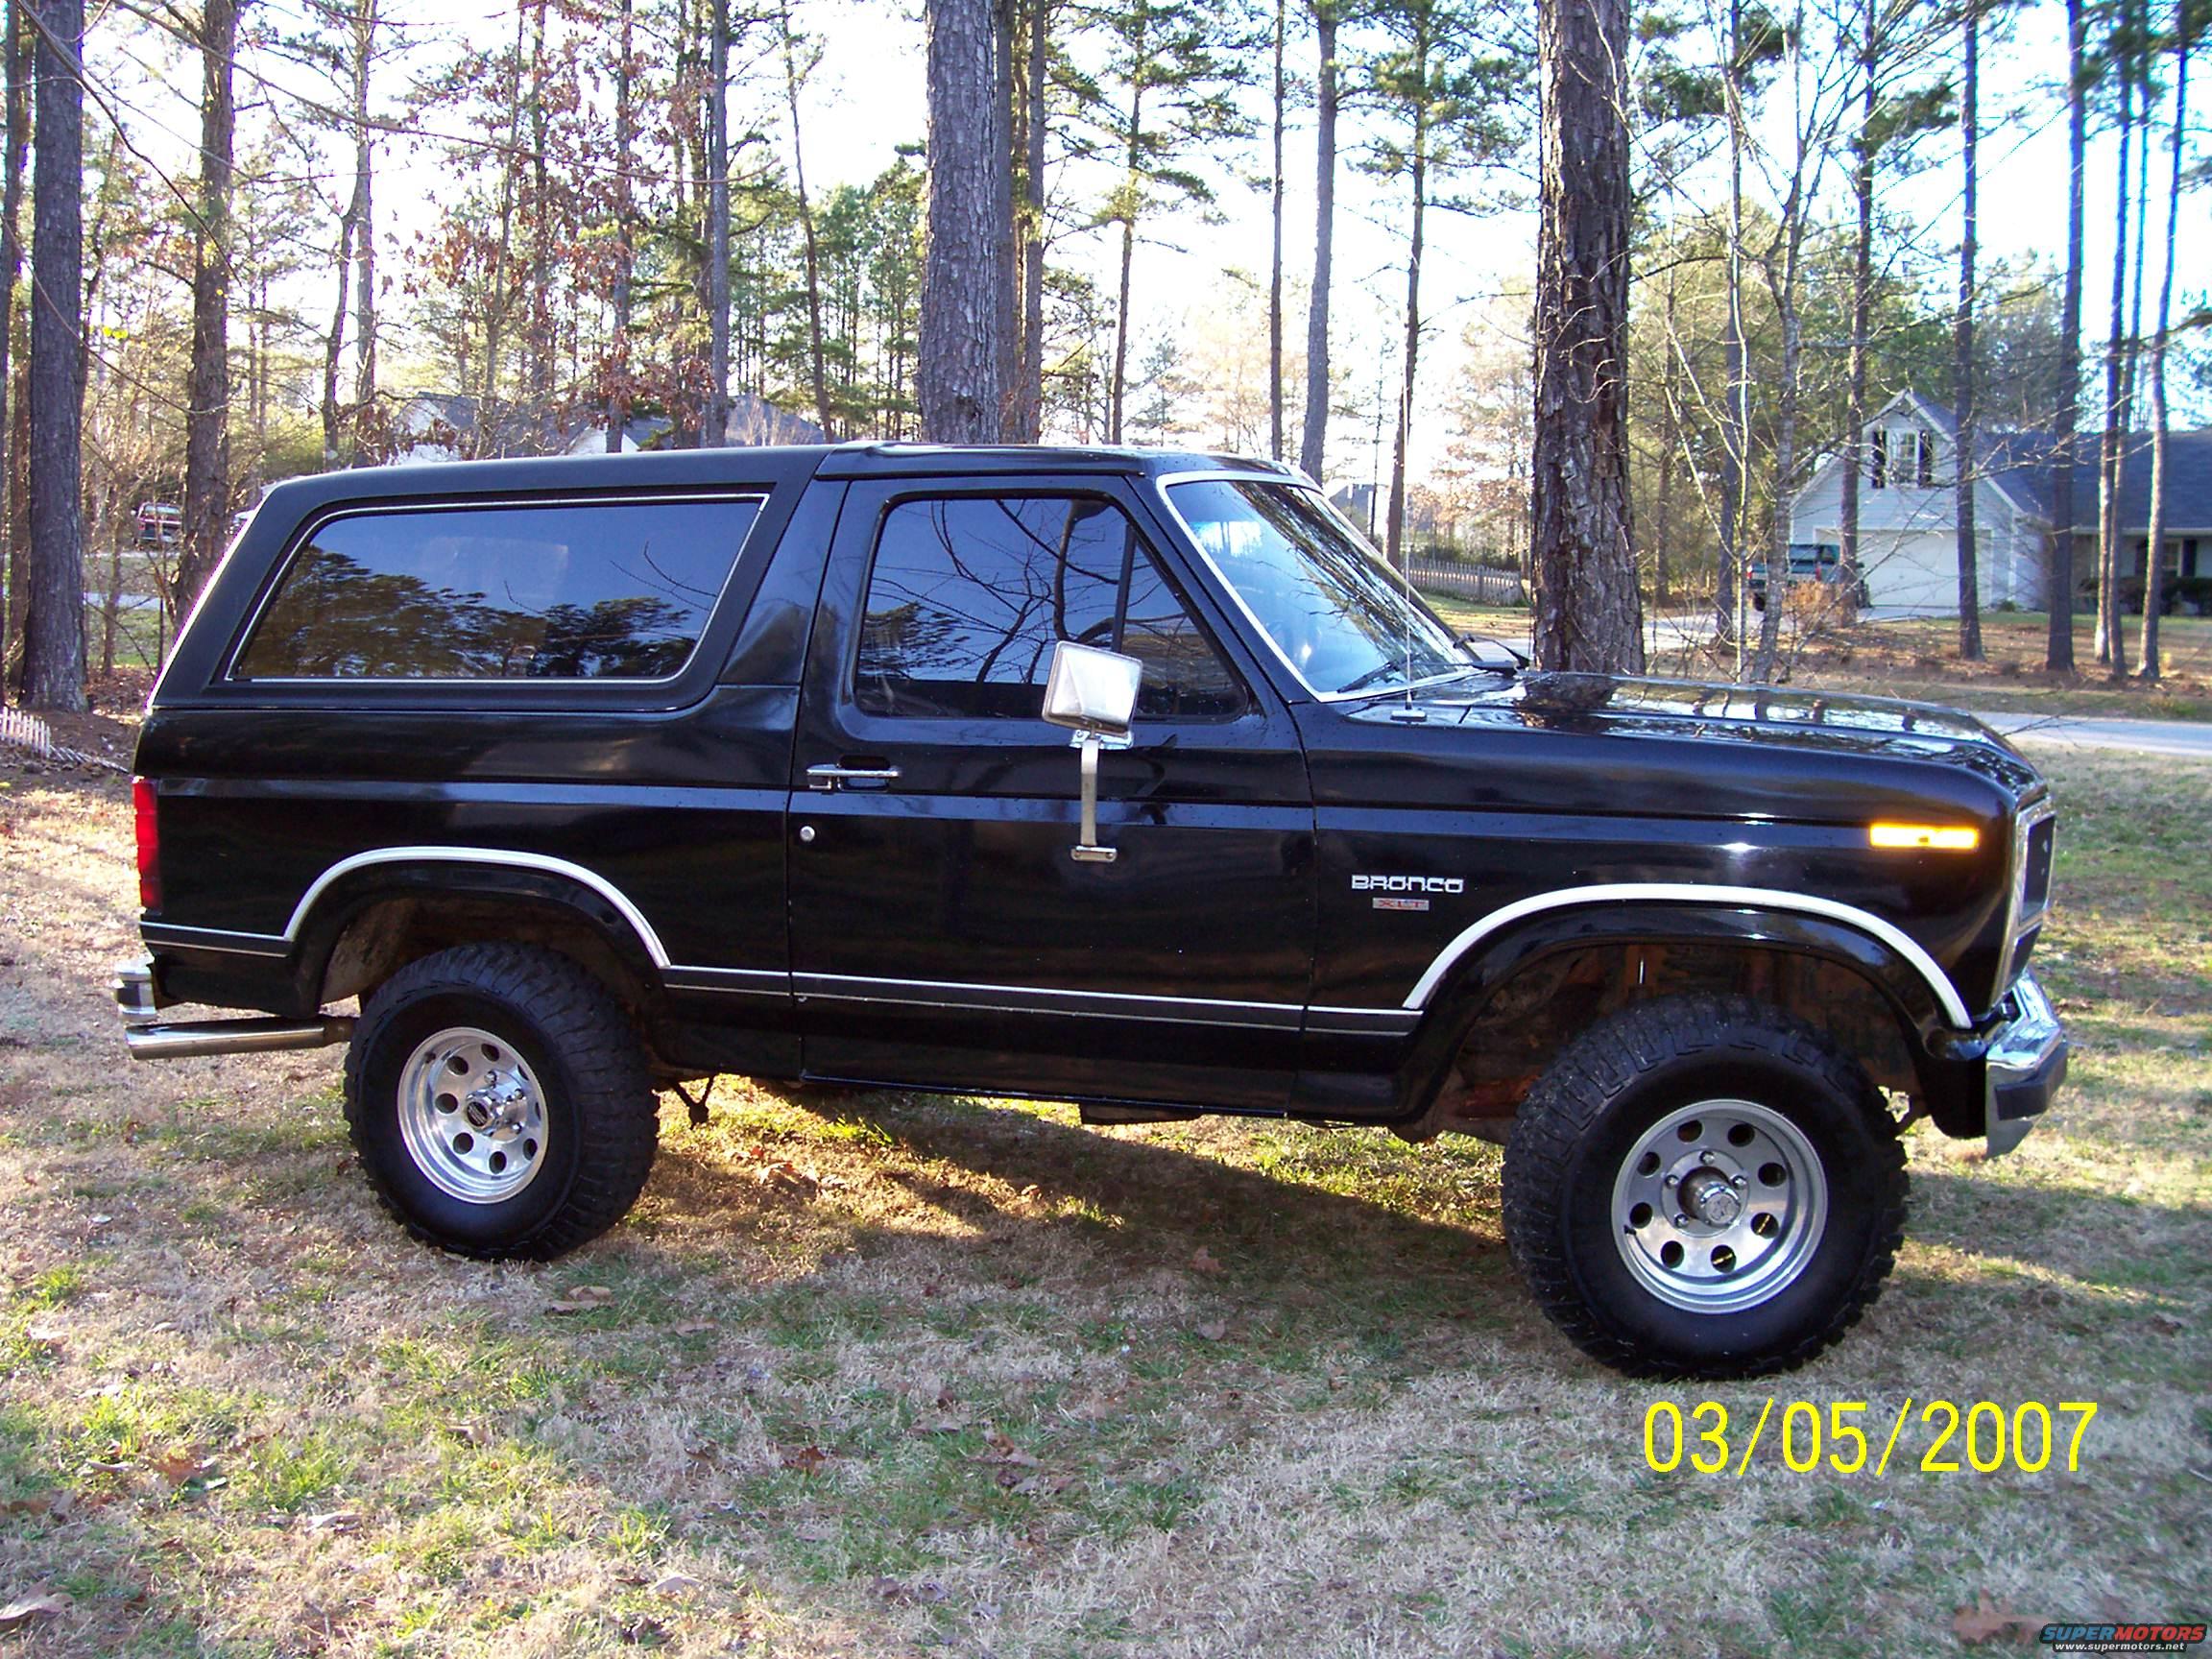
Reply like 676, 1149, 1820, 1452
1789, 389, 2212, 613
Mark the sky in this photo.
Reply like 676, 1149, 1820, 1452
98, 0, 2211, 483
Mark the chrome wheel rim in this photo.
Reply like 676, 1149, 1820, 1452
1609, 1098, 1828, 1314
397, 1026, 549, 1205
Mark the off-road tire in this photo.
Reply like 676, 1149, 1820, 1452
345, 944, 658, 1260
1502, 994, 1907, 1379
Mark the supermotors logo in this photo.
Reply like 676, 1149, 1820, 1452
2041, 1624, 2208, 1654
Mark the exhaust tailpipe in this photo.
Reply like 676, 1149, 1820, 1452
126, 1016, 354, 1062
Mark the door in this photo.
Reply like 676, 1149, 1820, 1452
787, 476, 1315, 1108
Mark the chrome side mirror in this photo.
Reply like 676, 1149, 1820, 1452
1042, 641, 1142, 864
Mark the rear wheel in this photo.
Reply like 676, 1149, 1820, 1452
1502, 995, 1906, 1378
345, 944, 658, 1260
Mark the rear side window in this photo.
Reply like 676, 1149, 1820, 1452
233, 496, 760, 681
854, 494, 1244, 720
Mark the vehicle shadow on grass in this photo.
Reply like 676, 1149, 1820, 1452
645, 1095, 1531, 1334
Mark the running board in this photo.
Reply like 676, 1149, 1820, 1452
126, 1017, 355, 1062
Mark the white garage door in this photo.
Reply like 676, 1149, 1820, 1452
1861, 529, 1984, 613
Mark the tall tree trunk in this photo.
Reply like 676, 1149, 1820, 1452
2046, 0, 2086, 671
22, 0, 83, 709
350, 0, 376, 423
704, 0, 731, 445
1839, 0, 1874, 640
920, 0, 1009, 442
1106, 47, 1144, 445
2094, 14, 2132, 668
1530, 0, 1640, 674
991, 0, 1018, 424
1754, 251, 1802, 682
1, 0, 30, 681
607, 0, 633, 453
1955, 0, 1982, 657
2139, 9, 2184, 682
1383, 30, 1427, 575
1016, 0, 1047, 442
780, 2, 832, 438
1654, 268, 1679, 613
2110, 0, 2151, 679
1267, 0, 1285, 461
1716, 0, 1748, 662
479, 2, 527, 449
178, 0, 237, 614
525, 0, 551, 423
1298, 3, 1335, 480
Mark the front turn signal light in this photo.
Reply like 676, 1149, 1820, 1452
1869, 823, 1979, 852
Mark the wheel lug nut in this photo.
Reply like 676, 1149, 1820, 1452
1732, 1174, 1747, 1189
1665, 1173, 1679, 1188
1674, 1214, 1690, 1227
1700, 1151, 1716, 1166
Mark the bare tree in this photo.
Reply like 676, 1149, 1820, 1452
2094, 0, 2137, 673
2138, 0, 2188, 682
705, 0, 732, 445
607, 0, 634, 453
178, 0, 241, 612
1298, 0, 1337, 480
1954, 0, 1984, 659
780, 0, 833, 438
921, 0, 1012, 441
1268, 0, 1286, 461
2046, 0, 2086, 672
1, 0, 28, 678
21, 0, 83, 709
1530, 0, 1641, 673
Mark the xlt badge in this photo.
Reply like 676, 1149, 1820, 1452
1353, 875, 1462, 912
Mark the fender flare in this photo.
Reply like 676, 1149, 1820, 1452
1406, 885, 1970, 1029
286, 849, 667, 1006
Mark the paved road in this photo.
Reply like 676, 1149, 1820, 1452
1976, 711, 2212, 759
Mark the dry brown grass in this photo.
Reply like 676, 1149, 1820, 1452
1, 745, 2207, 1658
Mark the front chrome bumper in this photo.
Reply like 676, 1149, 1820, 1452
1984, 972, 2066, 1156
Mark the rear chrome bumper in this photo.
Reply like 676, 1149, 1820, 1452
1984, 972, 2066, 1157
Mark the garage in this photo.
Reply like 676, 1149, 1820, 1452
1858, 527, 1985, 612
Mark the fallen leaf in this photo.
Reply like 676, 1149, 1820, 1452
303, 1510, 360, 1535
780, 1444, 830, 1475
1193, 1319, 1228, 1341
2148, 1312, 2185, 1335
150, 1450, 212, 1487
911, 1414, 972, 1435
650, 1572, 703, 1597
546, 1286, 615, 1315
874, 1576, 950, 1604
971, 1431, 1040, 1469
671, 1320, 715, 1335
0, 1588, 70, 1631
444, 1422, 492, 1447
1190, 1247, 1226, 1276
0, 1496, 49, 1517
1952, 1592, 2041, 1645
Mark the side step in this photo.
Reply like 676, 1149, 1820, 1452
126, 1017, 355, 1062
1078, 1103, 1200, 1126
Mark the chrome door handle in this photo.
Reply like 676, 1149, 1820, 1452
806, 762, 902, 790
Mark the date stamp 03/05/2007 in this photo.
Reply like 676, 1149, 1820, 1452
1639, 1397, 2100, 1478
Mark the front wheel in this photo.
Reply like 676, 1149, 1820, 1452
345, 944, 659, 1260
1502, 995, 1906, 1379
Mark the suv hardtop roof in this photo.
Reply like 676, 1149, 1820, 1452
247, 443, 1301, 522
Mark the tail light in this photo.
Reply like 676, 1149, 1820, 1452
132, 777, 160, 912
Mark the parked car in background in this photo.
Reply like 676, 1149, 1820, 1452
1749, 541, 1870, 611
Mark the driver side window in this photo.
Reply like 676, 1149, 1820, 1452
854, 494, 1243, 721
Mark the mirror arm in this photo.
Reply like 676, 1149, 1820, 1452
1071, 734, 1116, 863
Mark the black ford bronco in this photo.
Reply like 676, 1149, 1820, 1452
117, 444, 2065, 1378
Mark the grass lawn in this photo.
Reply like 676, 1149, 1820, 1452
1422, 591, 2212, 722
1, 749, 2206, 1656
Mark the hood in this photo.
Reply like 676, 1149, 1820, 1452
1320, 669, 2047, 822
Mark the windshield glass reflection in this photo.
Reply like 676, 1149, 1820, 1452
1165, 479, 1468, 697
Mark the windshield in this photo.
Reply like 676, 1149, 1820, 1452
1164, 478, 1469, 697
